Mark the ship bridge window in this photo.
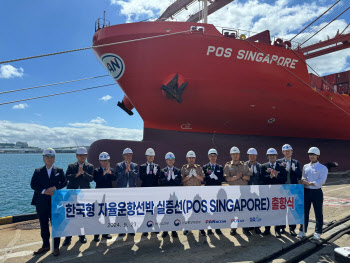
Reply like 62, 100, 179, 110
222, 29, 238, 38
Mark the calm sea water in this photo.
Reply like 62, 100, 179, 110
0, 153, 96, 218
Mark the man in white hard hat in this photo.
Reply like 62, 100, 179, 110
139, 148, 161, 237
245, 147, 262, 235
277, 144, 302, 236
31, 148, 67, 257
115, 148, 139, 237
63, 147, 94, 246
159, 152, 181, 238
260, 148, 287, 238
298, 147, 328, 241
181, 150, 205, 236
203, 148, 224, 235
93, 152, 116, 242
224, 146, 252, 236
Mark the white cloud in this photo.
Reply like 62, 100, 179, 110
99, 95, 113, 101
0, 120, 143, 148
90, 117, 106, 124
112, 0, 350, 75
12, 103, 28, 110
0, 64, 24, 79
111, 0, 173, 22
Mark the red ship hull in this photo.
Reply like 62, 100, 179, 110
89, 21, 350, 170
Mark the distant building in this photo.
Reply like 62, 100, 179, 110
0, 143, 15, 148
16, 141, 29, 148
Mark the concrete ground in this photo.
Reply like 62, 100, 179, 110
0, 177, 349, 263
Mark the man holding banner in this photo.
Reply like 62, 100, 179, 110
261, 148, 287, 238
31, 148, 66, 257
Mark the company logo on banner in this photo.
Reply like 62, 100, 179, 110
51, 185, 304, 237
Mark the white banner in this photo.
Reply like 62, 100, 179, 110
52, 185, 304, 237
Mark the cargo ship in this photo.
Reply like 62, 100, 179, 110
88, 1, 350, 170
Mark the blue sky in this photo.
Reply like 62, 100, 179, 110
0, 0, 349, 147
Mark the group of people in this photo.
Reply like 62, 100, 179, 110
30, 144, 328, 257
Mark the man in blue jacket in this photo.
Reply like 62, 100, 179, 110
277, 144, 302, 236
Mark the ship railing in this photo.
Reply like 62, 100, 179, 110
220, 27, 301, 50
95, 18, 111, 32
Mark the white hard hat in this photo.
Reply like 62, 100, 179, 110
308, 147, 320, 155
230, 146, 240, 154
186, 150, 196, 158
266, 148, 278, 155
165, 152, 175, 159
76, 147, 87, 155
99, 152, 110, 160
145, 148, 155, 156
247, 148, 258, 155
123, 148, 133, 154
282, 144, 293, 151
43, 148, 56, 156
208, 148, 218, 155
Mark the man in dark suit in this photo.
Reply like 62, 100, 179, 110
277, 144, 302, 236
261, 148, 287, 238
139, 148, 160, 237
30, 148, 67, 257
203, 148, 224, 235
63, 147, 94, 246
115, 147, 139, 237
159, 152, 181, 238
93, 152, 116, 242
245, 148, 263, 235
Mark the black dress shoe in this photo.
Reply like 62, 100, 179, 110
243, 229, 252, 236
102, 234, 112, 239
79, 237, 87, 243
183, 230, 189, 235
263, 230, 270, 236
207, 229, 213, 235
172, 231, 178, 238
62, 238, 71, 246
255, 228, 262, 235
142, 232, 148, 237
52, 248, 60, 257
119, 233, 126, 237
129, 233, 135, 236
276, 231, 282, 238
33, 247, 50, 255
230, 229, 237, 236
161, 232, 168, 238
215, 229, 222, 235
290, 230, 297, 236
200, 230, 206, 236
93, 235, 100, 242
